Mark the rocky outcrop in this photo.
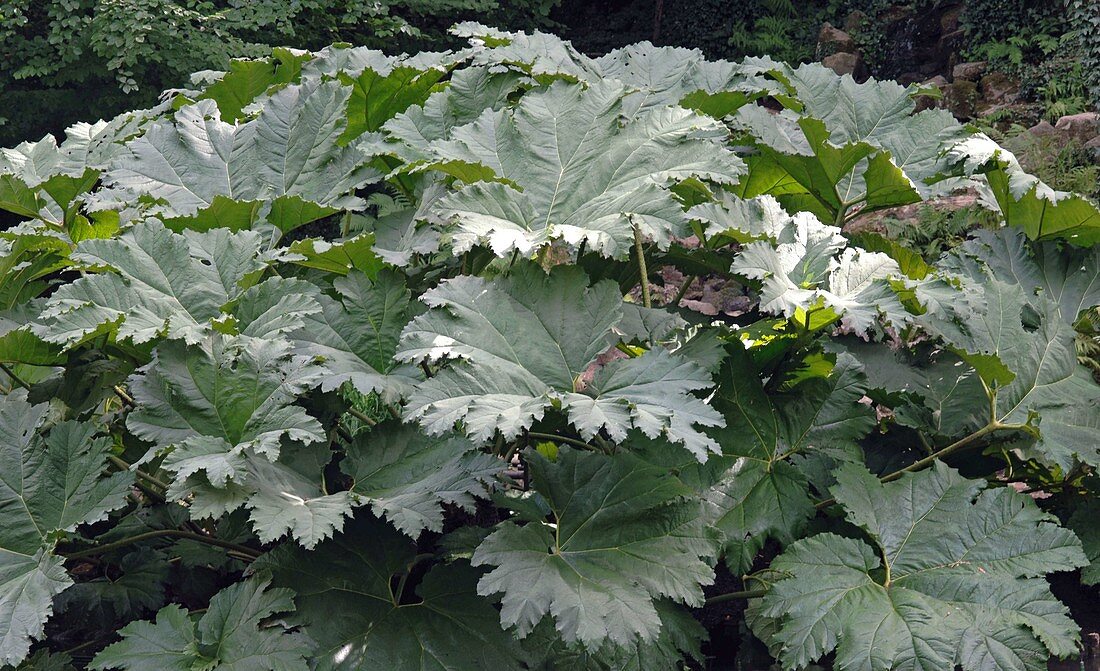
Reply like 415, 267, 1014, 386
940, 80, 979, 119
951, 61, 986, 82
822, 52, 867, 80
817, 22, 857, 57
868, 1, 964, 83
1055, 112, 1100, 143
816, 23, 867, 81
810, 3, 1032, 122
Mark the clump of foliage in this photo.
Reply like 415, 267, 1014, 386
1070, 0, 1100, 106
1, 24, 1099, 670
0, 0, 557, 145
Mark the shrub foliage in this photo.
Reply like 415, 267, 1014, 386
1, 23, 1098, 670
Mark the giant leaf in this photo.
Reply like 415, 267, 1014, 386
396, 263, 723, 457
259, 515, 524, 671
756, 463, 1086, 671
126, 335, 325, 460
732, 64, 965, 223
167, 422, 499, 548
34, 221, 266, 347
90, 576, 310, 671
100, 81, 380, 234
945, 134, 1100, 246
289, 270, 421, 403
382, 66, 528, 168
423, 80, 745, 258
472, 448, 717, 646
594, 42, 774, 119
920, 248, 1100, 469
0, 392, 132, 665
729, 206, 908, 332
705, 346, 874, 571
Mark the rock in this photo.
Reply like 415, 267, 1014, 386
979, 71, 1019, 106
1027, 120, 1057, 138
817, 22, 856, 57
846, 192, 980, 235
1054, 112, 1100, 143
913, 75, 947, 112
974, 102, 1041, 127
940, 80, 979, 120
952, 61, 986, 82
940, 4, 962, 33
1085, 135, 1100, 155
873, 2, 962, 83
843, 10, 867, 34
822, 52, 867, 81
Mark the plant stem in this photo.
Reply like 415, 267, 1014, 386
63, 529, 260, 561
393, 552, 434, 605
0, 362, 31, 391
670, 274, 697, 307
879, 422, 999, 483
815, 420, 1014, 509
113, 385, 135, 407
107, 454, 171, 491
704, 588, 768, 605
633, 226, 651, 308
346, 406, 377, 427
526, 431, 601, 452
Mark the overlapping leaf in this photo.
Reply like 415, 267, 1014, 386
166, 422, 499, 548
594, 42, 776, 119
704, 346, 874, 571
945, 134, 1100, 246
299, 45, 455, 142
34, 222, 266, 347
126, 335, 325, 461
731, 63, 965, 223
0, 392, 132, 664
422, 80, 745, 258
396, 263, 723, 457
755, 463, 1086, 671
90, 576, 310, 671
919, 235, 1100, 469
726, 201, 908, 331
288, 270, 421, 403
473, 448, 717, 646
98, 80, 380, 234
259, 516, 524, 671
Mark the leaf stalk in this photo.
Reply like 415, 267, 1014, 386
63, 529, 261, 561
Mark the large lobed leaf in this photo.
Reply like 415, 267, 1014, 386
473, 448, 717, 647
755, 462, 1087, 671
396, 263, 724, 457
422, 80, 745, 258
257, 515, 525, 671
0, 392, 132, 665
90, 576, 311, 671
